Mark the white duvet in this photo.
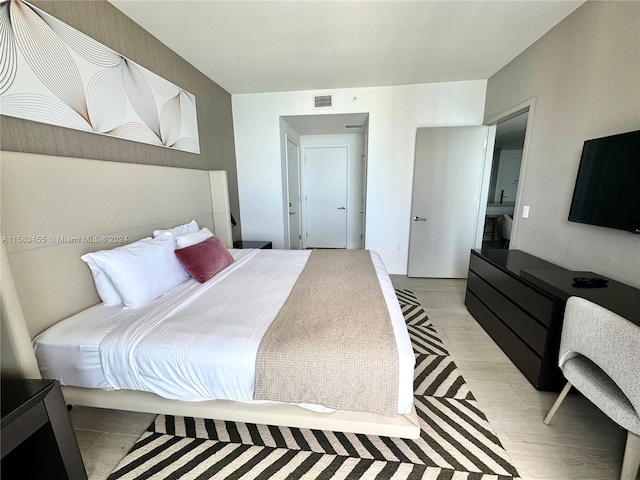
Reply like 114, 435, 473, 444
34, 249, 415, 414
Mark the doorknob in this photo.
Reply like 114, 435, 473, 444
337, 207, 346, 210
413, 216, 427, 221
289, 212, 296, 215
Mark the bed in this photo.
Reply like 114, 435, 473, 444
1, 151, 420, 439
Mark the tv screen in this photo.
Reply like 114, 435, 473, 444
568, 130, 640, 234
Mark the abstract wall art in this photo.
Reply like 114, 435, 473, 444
0, 0, 200, 154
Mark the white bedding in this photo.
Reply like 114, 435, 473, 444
34, 249, 414, 414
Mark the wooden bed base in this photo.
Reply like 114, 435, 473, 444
1, 151, 419, 440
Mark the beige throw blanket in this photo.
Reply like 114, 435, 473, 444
253, 250, 399, 417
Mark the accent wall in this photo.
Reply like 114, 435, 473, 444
484, 1, 640, 288
0, 0, 241, 240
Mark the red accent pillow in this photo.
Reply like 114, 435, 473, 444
174, 236, 234, 283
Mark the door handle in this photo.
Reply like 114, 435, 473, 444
289, 211, 296, 215
337, 207, 346, 210
413, 216, 427, 221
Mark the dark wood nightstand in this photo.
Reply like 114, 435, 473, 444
233, 240, 272, 249
1, 378, 87, 479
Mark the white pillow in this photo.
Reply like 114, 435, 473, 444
81, 258, 122, 306
152, 220, 199, 239
175, 227, 214, 249
81, 233, 190, 308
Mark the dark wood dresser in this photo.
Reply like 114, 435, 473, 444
464, 249, 640, 391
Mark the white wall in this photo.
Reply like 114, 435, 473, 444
485, 1, 640, 288
299, 134, 365, 250
233, 81, 487, 273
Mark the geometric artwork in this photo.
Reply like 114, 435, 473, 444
0, 0, 200, 154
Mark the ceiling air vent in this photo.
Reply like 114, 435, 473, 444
313, 94, 333, 109
344, 124, 364, 130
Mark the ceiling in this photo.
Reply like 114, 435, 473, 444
109, 1, 584, 95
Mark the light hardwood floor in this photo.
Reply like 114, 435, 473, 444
70, 277, 635, 480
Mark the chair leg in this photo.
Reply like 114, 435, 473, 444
621, 431, 640, 480
544, 382, 572, 425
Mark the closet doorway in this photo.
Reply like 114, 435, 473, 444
280, 113, 369, 250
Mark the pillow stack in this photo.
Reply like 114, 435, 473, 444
81, 220, 234, 308
152, 219, 199, 246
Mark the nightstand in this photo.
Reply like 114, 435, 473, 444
1, 378, 87, 479
233, 241, 272, 249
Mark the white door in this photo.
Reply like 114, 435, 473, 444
408, 126, 488, 278
286, 138, 302, 249
305, 147, 348, 248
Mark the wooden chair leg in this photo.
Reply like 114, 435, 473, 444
544, 382, 572, 425
621, 431, 640, 480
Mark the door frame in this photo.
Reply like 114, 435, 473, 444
360, 135, 368, 249
478, 97, 537, 249
284, 135, 301, 249
302, 145, 350, 249
283, 134, 301, 249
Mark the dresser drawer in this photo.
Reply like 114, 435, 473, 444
469, 253, 555, 326
465, 290, 542, 386
467, 271, 547, 355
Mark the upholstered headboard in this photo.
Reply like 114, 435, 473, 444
1, 151, 232, 376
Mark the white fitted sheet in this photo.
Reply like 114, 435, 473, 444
34, 249, 414, 414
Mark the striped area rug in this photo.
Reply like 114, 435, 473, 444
108, 290, 519, 480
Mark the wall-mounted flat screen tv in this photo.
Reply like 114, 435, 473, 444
568, 129, 640, 234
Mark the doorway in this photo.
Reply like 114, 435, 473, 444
280, 113, 369, 250
482, 111, 529, 249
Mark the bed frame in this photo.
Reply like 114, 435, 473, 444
0, 151, 420, 439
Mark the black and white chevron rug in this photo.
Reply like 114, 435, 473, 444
108, 290, 520, 479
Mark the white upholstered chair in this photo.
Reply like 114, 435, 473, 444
544, 297, 640, 480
